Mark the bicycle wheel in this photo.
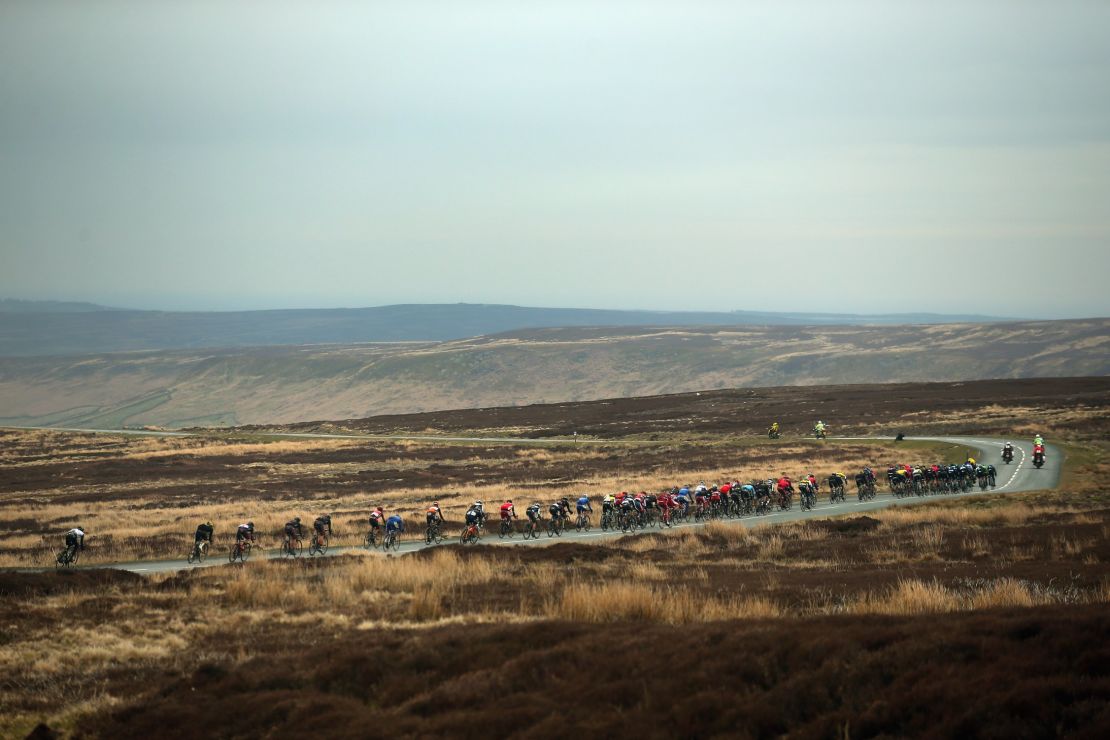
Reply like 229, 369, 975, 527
187, 544, 197, 564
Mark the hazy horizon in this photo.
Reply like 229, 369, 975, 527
3, 1, 1109, 319
0, 295, 1047, 320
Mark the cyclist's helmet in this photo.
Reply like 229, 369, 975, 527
475, 500, 482, 506
507, 499, 512, 503
247, 521, 254, 529
294, 516, 301, 523
206, 521, 213, 527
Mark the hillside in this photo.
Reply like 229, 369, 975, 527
0, 320, 1106, 429
0, 302, 1016, 356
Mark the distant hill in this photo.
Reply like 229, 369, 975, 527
0, 302, 1018, 357
0, 319, 1105, 429
0, 299, 117, 314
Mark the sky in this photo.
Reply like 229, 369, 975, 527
1, 0, 1109, 318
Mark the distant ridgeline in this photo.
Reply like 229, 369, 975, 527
0, 317, 1106, 429
0, 301, 1018, 356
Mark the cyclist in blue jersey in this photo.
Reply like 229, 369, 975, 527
576, 495, 592, 515
386, 514, 404, 535
675, 487, 690, 516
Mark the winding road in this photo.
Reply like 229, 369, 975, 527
46, 435, 1058, 575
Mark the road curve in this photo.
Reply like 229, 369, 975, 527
60, 435, 1059, 576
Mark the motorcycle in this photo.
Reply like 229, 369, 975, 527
813, 428, 827, 440
1002, 447, 1014, 464
1033, 450, 1045, 469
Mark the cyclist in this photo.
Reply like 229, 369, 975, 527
694, 485, 709, 513
618, 494, 637, 523
385, 513, 404, 539
576, 494, 592, 518
806, 473, 818, 491
814, 420, 827, 436
675, 487, 691, 517
284, 517, 304, 549
601, 492, 616, 520
657, 489, 675, 524
194, 521, 214, 549
525, 501, 542, 530
234, 521, 254, 554
368, 510, 386, 539
466, 501, 486, 529
558, 497, 573, 521
426, 501, 444, 527
63, 526, 85, 556
500, 499, 517, 525
548, 500, 564, 528
313, 514, 332, 540
768, 421, 780, 437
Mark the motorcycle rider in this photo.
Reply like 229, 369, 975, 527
1002, 442, 1015, 461
814, 420, 827, 437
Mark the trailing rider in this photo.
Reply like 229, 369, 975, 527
63, 526, 85, 558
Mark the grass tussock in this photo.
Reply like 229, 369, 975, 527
850, 577, 1108, 615
545, 582, 782, 624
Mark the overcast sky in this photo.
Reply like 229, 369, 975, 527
2, 1, 1108, 317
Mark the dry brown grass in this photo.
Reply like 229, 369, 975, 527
848, 576, 1109, 615
544, 582, 782, 623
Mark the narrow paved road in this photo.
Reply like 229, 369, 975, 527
70, 435, 1059, 575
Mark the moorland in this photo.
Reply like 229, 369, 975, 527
1, 320, 1107, 428
1, 376, 1108, 736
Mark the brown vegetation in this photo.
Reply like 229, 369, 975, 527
2, 487, 1108, 737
